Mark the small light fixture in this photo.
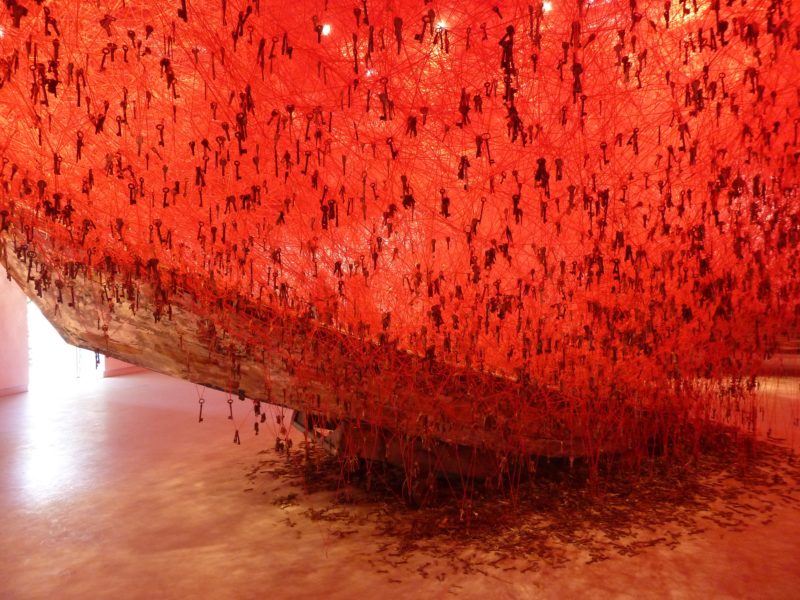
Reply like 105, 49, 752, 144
321, 23, 332, 36
436, 20, 447, 30
0, 26, 5, 39
542, 1, 553, 12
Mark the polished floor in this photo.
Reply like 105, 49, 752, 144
1, 369, 799, 599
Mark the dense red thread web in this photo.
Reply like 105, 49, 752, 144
0, 0, 798, 473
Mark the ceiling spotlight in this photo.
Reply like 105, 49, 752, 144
542, 1, 553, 12
321, 23, 332, 36
437, 20, 447, 30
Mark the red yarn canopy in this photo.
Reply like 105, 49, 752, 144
1, 0, 798, 461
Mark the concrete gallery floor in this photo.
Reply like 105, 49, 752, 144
1, 367, 799, 599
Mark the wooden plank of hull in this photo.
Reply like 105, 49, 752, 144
2, 235, 612, 458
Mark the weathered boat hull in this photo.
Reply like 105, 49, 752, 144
2, 234, 644, 460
